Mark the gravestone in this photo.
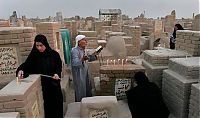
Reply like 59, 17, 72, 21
0, 47, 19, 76
0, 46, 19, 89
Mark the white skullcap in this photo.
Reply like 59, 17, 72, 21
75, 35, 86, 47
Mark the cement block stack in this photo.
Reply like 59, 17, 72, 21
162, 57, 200, 118
122, 25, 141, 56
188, 83, 200, 118
142, 49, 191, 88
112, 24, 121, 32
176, 30, 200, 56
192, 14, 200, 31
0, 75, 44, 118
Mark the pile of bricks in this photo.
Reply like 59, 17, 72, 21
189, 83, 200, 118
142, 49, 191, 88
176, 30, 200, 56
192, 14, 200, 31
162, 57, 200, 118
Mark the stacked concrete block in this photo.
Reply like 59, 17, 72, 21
162, 57, 200, 118
78, 31, 97, 37
164, 11, 175, 33
102, 26, 112, 31
189, 83, 200, 118
154, 20, 163, 33
122, 25, 141, 56
192, 14, 200, 31
0, 75, 44, 118
176, 30, 200, 56
0, 21, 10, 27
94, 21, 104, 36
108, 32, 126, 38
99, 64, 145, 99
142, 49, 191, 88
112, 24, 121, 32
122, 36, 133, 44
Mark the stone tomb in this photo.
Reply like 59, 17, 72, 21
65, 96, 131, 118
0, 75, 44, 118
189, 83, 200, 118
99, 64, 145, 100
162, 57, 200, 118
142, 49, 191, 88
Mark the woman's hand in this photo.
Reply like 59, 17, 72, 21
17, 70, 24, 79
52, 74, 60, 80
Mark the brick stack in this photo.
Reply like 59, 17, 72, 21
189, 83, 200, 118
112, 24, 121, 32
163, 11, 175, 33
142, 49, 191, 88
122, 25, 141, 56
108, 32, 126, 38
0, 21, 10, 27
192, 14, 200, 31
162, 57, 200, 118
99, 64, 145, 99
0, 27, 36, 62
0, 75, 44, 118
176, 30, 200, 56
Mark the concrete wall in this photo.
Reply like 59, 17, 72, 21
176, 30, 200, 56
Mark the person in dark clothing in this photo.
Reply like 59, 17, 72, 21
170, 24, 184, 49
126, 71, 170, 118
16, 34, 63, 118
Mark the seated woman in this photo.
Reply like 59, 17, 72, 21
126, 71, 170, 118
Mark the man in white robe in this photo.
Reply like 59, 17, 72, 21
71, 35, 97, 102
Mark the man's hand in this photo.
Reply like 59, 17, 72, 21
52, 74, 60, 80
82, 56, 89, 61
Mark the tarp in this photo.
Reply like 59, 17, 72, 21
60, 29, 71, 65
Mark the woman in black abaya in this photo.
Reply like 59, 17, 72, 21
126, 72, 170, 118
16, 34, 63, 118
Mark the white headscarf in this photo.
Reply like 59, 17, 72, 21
75, 35, 86, 47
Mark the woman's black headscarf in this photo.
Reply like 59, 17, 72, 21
134, 71, 149, 86
26, 34, 52, 62
172, 24, 184, 38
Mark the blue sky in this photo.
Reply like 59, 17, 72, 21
0, 0, 199, 19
